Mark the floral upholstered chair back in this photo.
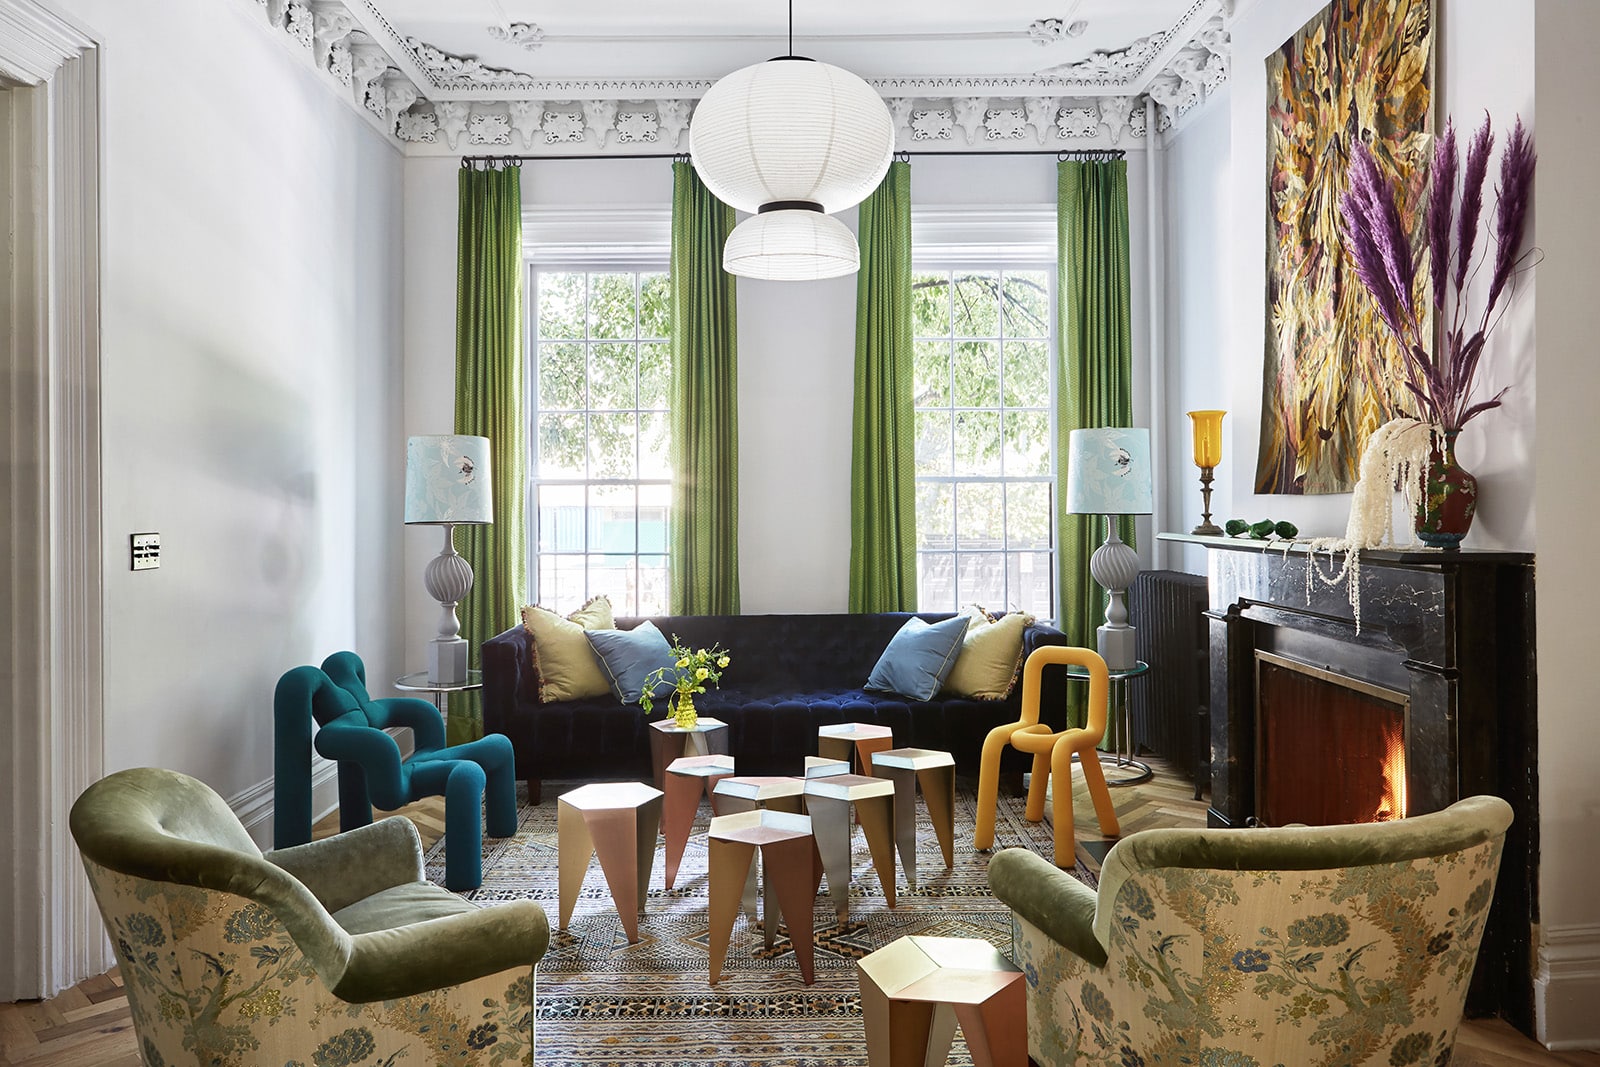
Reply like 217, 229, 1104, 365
71, 767, 539, 1067
997, 795, 1513, 1067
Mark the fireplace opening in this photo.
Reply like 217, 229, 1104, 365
1254, 650, 1408, 827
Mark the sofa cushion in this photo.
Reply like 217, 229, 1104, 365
521, 595, 616, 702
865, 615, 971, 701
944, 610, 1034, 700
586, 620, 678, 704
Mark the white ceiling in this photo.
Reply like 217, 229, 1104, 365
368, 0, 1202, 85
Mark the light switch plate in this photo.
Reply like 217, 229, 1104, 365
131, 532, 160, 570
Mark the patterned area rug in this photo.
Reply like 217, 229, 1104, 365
425, 779, 1092, 1067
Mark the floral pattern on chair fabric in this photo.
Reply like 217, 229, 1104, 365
85, 861, 535, 1066
1010, 838, 1503, 1066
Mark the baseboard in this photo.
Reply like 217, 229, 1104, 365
230, 729, 414, 850
229, 757, 341, 850
1535, 922, 1600, 1049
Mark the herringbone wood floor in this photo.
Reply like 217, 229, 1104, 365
3, 757, 1592, 1065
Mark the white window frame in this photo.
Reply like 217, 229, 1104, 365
524, 206, 673, 614
910, 206, 1059, 617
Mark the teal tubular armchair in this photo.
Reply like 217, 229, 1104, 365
988, 795, 1514, 1066
72, 767, 547, 1066
275, 650, 518, 890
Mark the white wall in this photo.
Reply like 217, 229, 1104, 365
1531, 2, 1600, 1046
1162, 89, 1232, 576
403, 150, 1153, 625
1197, 0, 1536, 551
52, 0, 406, 811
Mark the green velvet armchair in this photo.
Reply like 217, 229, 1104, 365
71, 767, 548, 1066
988, 795, 1513, 1067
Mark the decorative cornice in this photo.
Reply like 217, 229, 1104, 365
230, 0, 1232, 155
404, 36, 531, 90
1028, 18, 1087, 46
1036, 0, 1214, 88
487, 22, 543, 51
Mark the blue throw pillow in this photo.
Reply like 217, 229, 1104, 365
864, 615, 971, 701
586, 620, 678, 704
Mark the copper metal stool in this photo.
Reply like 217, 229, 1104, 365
857, 935, 1026, 1067
871, 747, 956, 888
803, 772, 897, 919
818, 722, 895, 776
648, 716, 729, 789
712, 775, 808, 918
557, 781, 663, 944
662, 754, 735, 890
707, 809, 821, 985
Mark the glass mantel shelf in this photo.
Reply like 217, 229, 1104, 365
1158, 532, 1534, 567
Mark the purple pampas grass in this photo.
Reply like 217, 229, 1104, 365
1341, 112, 1537, 432
1455, 117, 1493, 294
1487, 117, 1537, 313
1427, 120, 1457, 313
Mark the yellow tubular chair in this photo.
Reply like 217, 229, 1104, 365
974, 645, 1119, 867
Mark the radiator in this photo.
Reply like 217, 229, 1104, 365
1129, 570, 1211, 796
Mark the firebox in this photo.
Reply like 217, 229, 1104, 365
1254, 650, 1407, 827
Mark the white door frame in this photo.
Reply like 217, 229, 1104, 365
0, 0, 107, 1001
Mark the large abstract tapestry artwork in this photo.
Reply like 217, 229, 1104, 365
1256, 0, 1433, 494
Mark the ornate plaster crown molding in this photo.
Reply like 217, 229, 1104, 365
487, 22, 542, 51
235, 0, 1232, 155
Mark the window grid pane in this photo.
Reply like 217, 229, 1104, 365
532, 267, 672, 614
913, 266, 1055, 616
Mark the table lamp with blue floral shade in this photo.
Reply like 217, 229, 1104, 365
405, 435, 493, 684
1066, 427, 1153, 669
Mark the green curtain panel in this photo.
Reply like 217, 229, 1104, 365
668, 161, 741, 615
1056, 159, 1135, 742
453, 162, 527, 742
849, 161, 917, 612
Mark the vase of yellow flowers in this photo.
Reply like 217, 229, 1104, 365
639, 638, 731, 730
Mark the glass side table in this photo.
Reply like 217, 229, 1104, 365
394, 669, 483, 718
1064, 660, 1152, 785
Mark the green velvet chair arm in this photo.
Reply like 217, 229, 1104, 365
988, 847, 1107, 968
332, 899, 551, 1003
266, 817, 424, 915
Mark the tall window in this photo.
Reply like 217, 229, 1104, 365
531, 269, 671, 614
912, 267, 1054, 615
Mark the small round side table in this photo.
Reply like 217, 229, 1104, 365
394, 669, 483, 719
1065, 660, 1152, 785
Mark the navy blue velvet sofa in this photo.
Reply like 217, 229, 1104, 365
481, 612, 1076, 801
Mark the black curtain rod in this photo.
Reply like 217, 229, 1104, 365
462, 148, 1125, 166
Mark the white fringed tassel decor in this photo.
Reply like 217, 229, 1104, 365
1305, 417, 1434, 632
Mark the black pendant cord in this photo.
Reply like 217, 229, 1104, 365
788, 0, 793, 58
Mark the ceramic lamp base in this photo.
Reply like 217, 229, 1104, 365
1097, 623, 1137, 671
428, 637, 468, 685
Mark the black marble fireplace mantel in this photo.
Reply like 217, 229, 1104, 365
1159, 533, 1538, 1029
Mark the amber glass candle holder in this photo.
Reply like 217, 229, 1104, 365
1187, 410, 1226, 536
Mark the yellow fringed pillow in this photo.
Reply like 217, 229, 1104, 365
943, 608, 1034, 700
520, 595, 616, 703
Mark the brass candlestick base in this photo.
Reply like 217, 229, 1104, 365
1192, 466, 1223, 535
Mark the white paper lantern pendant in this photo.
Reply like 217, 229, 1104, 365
689, 13, 896, 281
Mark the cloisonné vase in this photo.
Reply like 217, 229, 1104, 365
672, 688, 698, 730
1415, 429, 1478, 549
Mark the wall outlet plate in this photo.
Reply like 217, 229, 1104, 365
131, 532, 160, 570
